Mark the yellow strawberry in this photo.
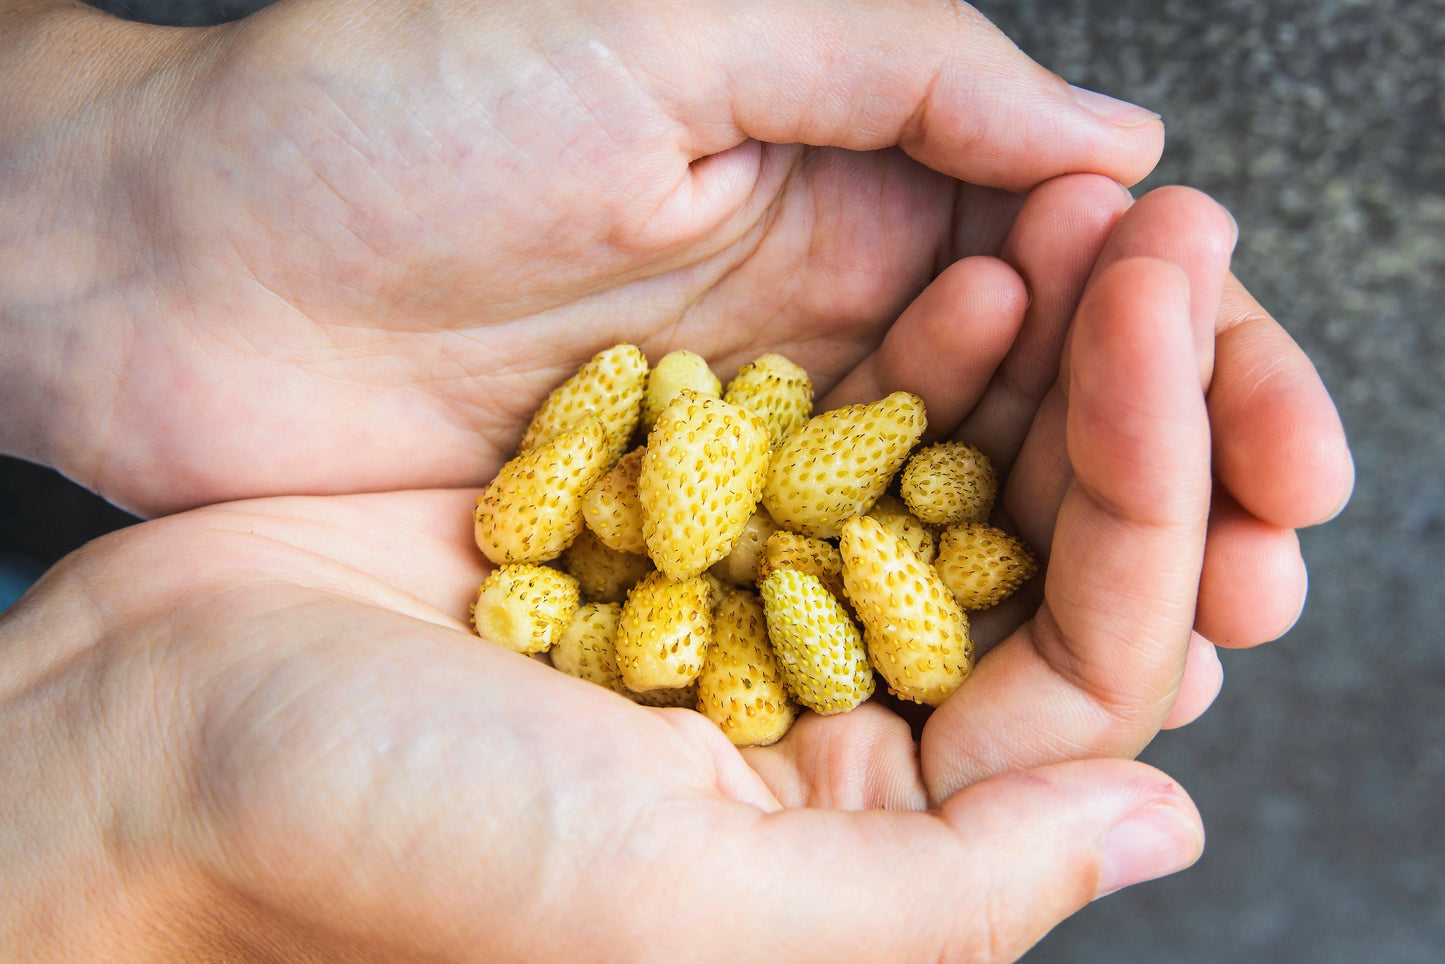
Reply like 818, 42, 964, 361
866, 493, 938, 565
557, 526, 655, 604
641, 349, 722, 432
934, 523, 1039, 611
582, 446, 648, 555
898, 441, 997, 526
639, 391, 772, 581
708, 507, 779, 588
696, 589, 797, 746
473, 415, 611, 564
758, 569, 874, 714
762, 391, 927, 539
471, 564, 580, 655
754, 529, 849, 609
614, 570, 712, 692
550, 601, 629, 693
839, 515, 973, 706
723, 352, 814, 449
519, 344, 648, 464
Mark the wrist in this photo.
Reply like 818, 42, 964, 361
0, 3, 209, 493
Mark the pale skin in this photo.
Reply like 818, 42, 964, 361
0, 0, 1354, 959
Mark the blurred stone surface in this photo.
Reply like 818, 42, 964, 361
14, 0, 1445, 959
968, 0, 1445, 960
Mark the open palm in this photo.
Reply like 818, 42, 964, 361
13, 240, 1210, 958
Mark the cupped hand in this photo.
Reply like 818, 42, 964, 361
2, 186, 1238, 959
8, 0, 1165, 513
2, 499, 1199, 962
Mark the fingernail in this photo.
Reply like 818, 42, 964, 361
1069, 84, 1161, 127
1096, 804, 1202, 898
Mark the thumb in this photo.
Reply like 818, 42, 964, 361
675, 759, 1203, 963
631, 0, 1163, 190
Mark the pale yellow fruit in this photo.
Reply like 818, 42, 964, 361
759, 569, 874, 714
866, 493, 938, 565
708, 507, 779, 588
641, 350, 722, 431
898, 441, 997, 526
762, 391, 927, 539
472, 565, 580, 655
614, 571, 712, 691
474, 415, 611, 564
558, 526, 655, 604
582, 446, 648, 555
696, 590, 796, 746
519, 344, 648, 464
934, 523, 1039, 611
723, 352, 814, 449
640, 392, 772, 581
840, 515, 973, 706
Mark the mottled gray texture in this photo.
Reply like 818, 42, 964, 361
967, 0, 1445, 960
42, 0, 1445, 960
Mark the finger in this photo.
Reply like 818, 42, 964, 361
1196, 489, 1308, 648
638, 0, 1164, 189
1210, 274, 1356, 528
953, 173, 1133, 468
1160, 634, 1223, 729
684, 759, 1201, 962
740, 701, 929, 811
818, 255, 1027, 434
923, 258, 1210, 797
998, 185, 1237, 556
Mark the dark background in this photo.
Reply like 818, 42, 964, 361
4, 0, 1442, 960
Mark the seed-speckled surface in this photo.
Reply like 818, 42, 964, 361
762, 391, 927, 539
518, 344, 648, 464
582, 446, 648, 555
709, 507, 779, 588
723, 352, 815, 449
934, 523, 1039, 611
899, 441, 997, 527
697, 589, 796, 746
550, 601, 628, 692
474, 415, 611, 564
755, 529, 848, 607
759, 569, 874, 714
639, 391, 772, 581
641, 349, 721, 431
614, 570, 712, 692
840, 515, 973, 706
866, 493, 938, 565
472, 564, 580, 655
558, 526, 654, 604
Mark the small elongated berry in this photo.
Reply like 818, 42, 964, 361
762, 391, 927, 539
474, 415, 611, 564
641, 350, 721, 431
550, 601, 629, 693
640, 392, 772, 581
519, 344, 648, 464
754, 530, 848, 608
697, 589, 797, 746
866, 493, 937, 565
709, 507, 779, 588
614, 571, 712, 692
759, 569, 874, 714
582, 446, 648, 555
723, 352, 814, 449
898, 441, 997, 526
934, 523, 1039, 611
558, 526, 655, 604
472, 564, 580, 655
840, 515, 974, 706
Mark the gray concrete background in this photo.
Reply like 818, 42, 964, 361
24, 0, 1445, 960
965, 1, 1445, 961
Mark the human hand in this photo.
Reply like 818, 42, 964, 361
2, 178, 1249, 960
1, 0, 1166, 514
